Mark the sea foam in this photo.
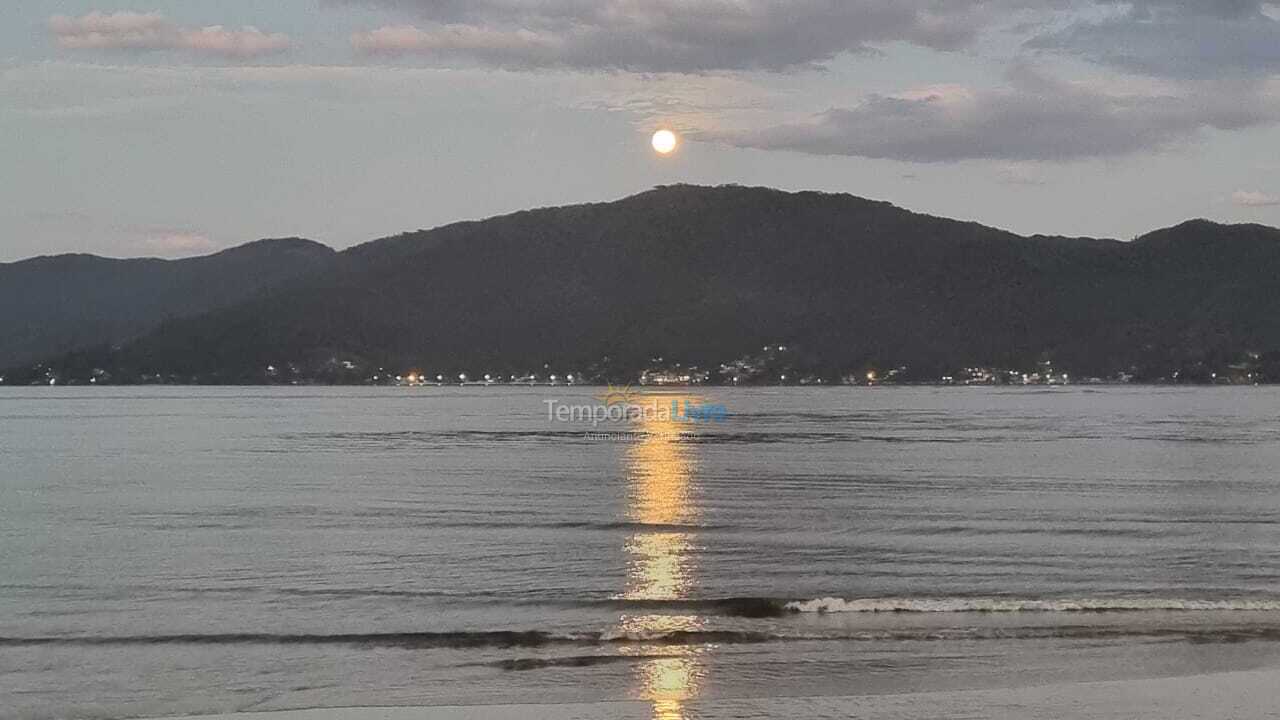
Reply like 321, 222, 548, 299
784, 597, 1280, 613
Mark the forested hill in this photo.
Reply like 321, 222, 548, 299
0, 238, 336, 368
9, 185, 1280, 384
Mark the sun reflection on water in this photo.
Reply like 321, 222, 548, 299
617, 394, 706, 720
642, 657, 702, 720
623, 532, 694, 601
626, 405, 696, 528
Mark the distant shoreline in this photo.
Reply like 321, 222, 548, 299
1, 382, 1271, 389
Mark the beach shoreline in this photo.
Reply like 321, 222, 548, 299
155, 666, 1280, 720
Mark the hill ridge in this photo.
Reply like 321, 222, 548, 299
6, 185, 1280, 385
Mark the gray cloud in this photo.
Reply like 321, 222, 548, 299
343, 1, 1280, 79
49, 11, 291, 59
344, 1, 1280, 80
133, 230, 219, 257
713, 63, 1280, 162
348, 0, 1058, 71
1028, 1, 1280, 78
1234, 190, 1280, 206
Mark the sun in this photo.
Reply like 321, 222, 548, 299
651, 129, 679, 156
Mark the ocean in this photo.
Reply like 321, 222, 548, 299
3, 386, 1280, 719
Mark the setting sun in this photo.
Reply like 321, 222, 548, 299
651, 129, 679, 156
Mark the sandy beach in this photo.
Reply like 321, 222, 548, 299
157, 667, 1280, 720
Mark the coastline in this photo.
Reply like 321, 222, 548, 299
155, 667, 1280, 720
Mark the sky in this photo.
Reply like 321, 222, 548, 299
3, 0, 1280, 260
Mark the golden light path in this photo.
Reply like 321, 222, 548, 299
617, 393, 705, 720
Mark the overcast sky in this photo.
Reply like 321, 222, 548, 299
4, 0, 1280, 260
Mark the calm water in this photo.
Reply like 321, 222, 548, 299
4, 386, 1280, 719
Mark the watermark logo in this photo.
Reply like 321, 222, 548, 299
545, 388, 729, 427
596, 383, 641, 407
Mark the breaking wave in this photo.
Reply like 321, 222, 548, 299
784, 597, 1280, 614
0, 629, 776, 649
11, 624, 1280, 649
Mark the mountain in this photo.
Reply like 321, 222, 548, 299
8, 185, 1280, 384
0, 238, 337, 369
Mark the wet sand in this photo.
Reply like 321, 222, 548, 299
159, 667, 1280, 720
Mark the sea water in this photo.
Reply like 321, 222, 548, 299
3, 386, 1280, 719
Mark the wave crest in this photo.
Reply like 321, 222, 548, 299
785, 597, 1280, 614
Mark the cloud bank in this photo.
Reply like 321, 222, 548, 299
38, 4, 1280, 166
348, 0, 1055, 71
1027, 1, 1280, 78
345, 1, 1280, 81
713, 64, 1280, 162
49, 12, 291, 59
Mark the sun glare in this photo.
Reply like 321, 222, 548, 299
651, 129, 679, 156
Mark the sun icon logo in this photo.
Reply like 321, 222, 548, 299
596, 383, 638, 407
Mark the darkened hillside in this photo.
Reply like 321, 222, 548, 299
0, 238, 337, 368
9, 185, 1280, 383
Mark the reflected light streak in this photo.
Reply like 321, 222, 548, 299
643, 657, 702, 720
624, 531, 694, 601
619, 394, 705, 720
626, 401, 696, 527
